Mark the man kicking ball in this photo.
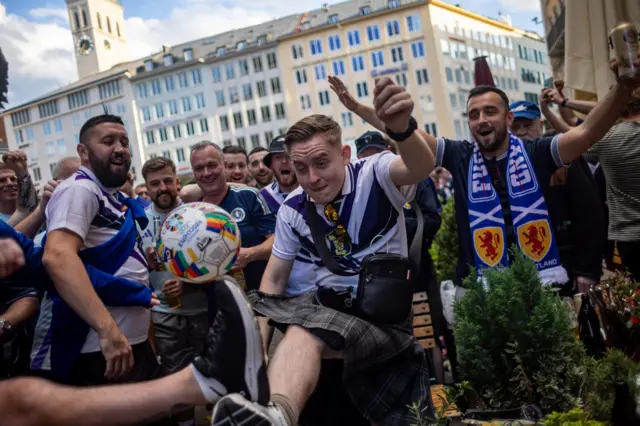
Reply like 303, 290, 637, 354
0, 274, 269, 426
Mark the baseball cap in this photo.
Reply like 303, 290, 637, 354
510, 100, 541, 120
263, 135, 286, 168
355, 131, 389, 156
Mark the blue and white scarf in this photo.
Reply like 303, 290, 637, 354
467, 133, 568, 285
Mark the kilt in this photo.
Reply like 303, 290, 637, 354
248, 290, 434, 425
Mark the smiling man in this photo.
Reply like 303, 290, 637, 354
40, 115, 160, 387
222, 146, 251, 185
248, 146, 274, 189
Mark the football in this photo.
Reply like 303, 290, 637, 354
157, 202, 241, 283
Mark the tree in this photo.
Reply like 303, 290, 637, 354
0, 47, 7, 110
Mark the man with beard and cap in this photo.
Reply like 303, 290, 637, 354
510, 99, 604, 294
139, 157, 208, 426
39, 115, 162, 388
222, 146, 251, 185
248, 147, 274, 189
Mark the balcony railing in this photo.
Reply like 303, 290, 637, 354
547, 5, 566, 55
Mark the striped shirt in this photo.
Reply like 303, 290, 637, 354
589, 121, 640, 241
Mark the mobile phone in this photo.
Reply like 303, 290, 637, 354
544, 77, 554, 89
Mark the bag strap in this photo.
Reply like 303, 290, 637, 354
305, 198, 424, 276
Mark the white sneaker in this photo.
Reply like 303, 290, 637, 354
211, 394, 288, 426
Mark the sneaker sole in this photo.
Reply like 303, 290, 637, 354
211, 395, 273, 426
221, 278, 270, 405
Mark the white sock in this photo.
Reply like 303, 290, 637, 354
190, 364, 228, 403
177, 420, 196, 426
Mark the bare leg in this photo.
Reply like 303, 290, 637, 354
2, 366, 207, 426
268, 325, 325, 411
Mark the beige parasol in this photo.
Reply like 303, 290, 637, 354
564, 0, 640, 100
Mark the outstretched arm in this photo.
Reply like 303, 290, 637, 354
540, 89, 572, 134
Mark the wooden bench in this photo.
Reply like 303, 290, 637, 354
413, 291, 435, 350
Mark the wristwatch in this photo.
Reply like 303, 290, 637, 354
385, 117, 418, 142
0, 317, 12, 335
560, 98, 568, 107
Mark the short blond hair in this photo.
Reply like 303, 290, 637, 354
284, 115, 342, 151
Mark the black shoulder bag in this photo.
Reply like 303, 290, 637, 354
305, 200, 423, 324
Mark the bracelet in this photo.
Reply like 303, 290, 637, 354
560, 98, 568, 107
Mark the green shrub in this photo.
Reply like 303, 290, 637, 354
429, 200, 458, 283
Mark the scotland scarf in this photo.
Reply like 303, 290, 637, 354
467, 133, 568, 285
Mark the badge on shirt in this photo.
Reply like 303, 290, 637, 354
230, 208, 246, 222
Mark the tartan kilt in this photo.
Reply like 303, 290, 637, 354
247, 290, 435, 425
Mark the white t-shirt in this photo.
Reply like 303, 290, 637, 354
46, 166, 150, 353
273, 151, 416, 290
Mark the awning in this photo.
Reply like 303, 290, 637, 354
564, 0, 640, 100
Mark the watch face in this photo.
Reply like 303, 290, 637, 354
77, 35, 94, 56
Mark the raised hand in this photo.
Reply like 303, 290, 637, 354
373, 77, 413, 133
328, 75, 359, 112
610, 49, 640, 89
2, 151, 28, 178
40, 180, 59, 211
540, 88, 553, 108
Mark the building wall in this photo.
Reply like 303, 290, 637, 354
513, 35, 552, 105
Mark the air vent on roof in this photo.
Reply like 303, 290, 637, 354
322, 3, 329, 12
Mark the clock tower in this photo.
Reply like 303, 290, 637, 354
66, 0, 129, 79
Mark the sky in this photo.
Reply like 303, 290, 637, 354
0, 0, 543, 110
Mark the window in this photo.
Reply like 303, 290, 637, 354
155, 103, 165, 119
26, 127, 34, 140
458, 93, 466, 109
151, 79, 162, 95
169, 100, 179, 115
10, 109, 30, 127
371, 51, 384, 67
236, 137, 246, 149
501, 77, 507, 90
332, 60, 345, 76
449, 93, 458, 110
356, 82, 368, 97
455, 69, 462, 83
177, 73, 189, 88
144, 60, 153, 72
257, 81, 267, 97
440, 39, 450, 56
367, 25, 380, 41
229, 87, 239, 104
32, 167, 41, 182
388, 0, 399, 7
68, 90, 89, 110
264, 131, 274, 143
247, 109, 257, 125
217, 47, 226, 56
395, 73, 407, 87
116, 22, 121, 37
165, 76, 175, 92
219, 115, 230, 131
212, 66, 222, 82
267, 52, 277, 69
146, 131, 155, 145
261, 106, 271, 122
524, 92, 539, 104
159, 127, 168, 142
296, 70, 308, 84
176, 148, 186, 163
242, 83, 253, 100
352, 55, 365, 72
411, 41, 425, 58
46, 141, 55, 156
186, 121, 196, 136
250, 134, 260, 148
253, 56, 263, 73
360, 6, 371, 15
275, 103, 285, 120
174, 122, 184, 138
236, 41, 246, 51
341, 112, 353, 128
239, 59, 249, 76
416, 69, 429, 85
196, 93, 206, 109
38, 100, 59, 118
406, 15, 421, 32
391, 46, 404, 63
328, 14, 339, 24
445, 67, 453, 83
454, 120, 463, 139
271, 77, 282, 94
181, 96, 192, 112
141, 107, 151, 122
310, 39, 322, 56
200, 118, 209, 133
163, 55, 173, 66
424, 123, 438, 137
15, 130, 24, 145
257, 35, 267, 45
463, 70, 471, 85
184, 48, 194, 61
318, 90, 330, 106
508, 78, 513, 90
223, 139, 232, 147
53, 119, 63, 132
328, 35, 342, 51
192, 69, 202, 85
386, 20, 400, 37
314, 65, 327, 80
162, 151, 171, 160
291, 44, 304, 60
226, 63, 236, 79
347, 30, 360, 46
300, 94, 312, 110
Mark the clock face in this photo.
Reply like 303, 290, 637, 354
76, 35, 94, 56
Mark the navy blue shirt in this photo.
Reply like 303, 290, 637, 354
218, 184, 276, 290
